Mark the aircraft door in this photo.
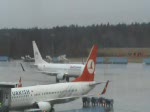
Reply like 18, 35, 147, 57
3, 91, 9, 106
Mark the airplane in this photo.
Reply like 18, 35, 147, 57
32, 41, 85, 82
10, 45, 109, 112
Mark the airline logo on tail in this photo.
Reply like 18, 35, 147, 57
73, 45, 98, 82
87, 59, 95, 74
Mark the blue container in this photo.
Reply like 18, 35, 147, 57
108, 57, 128, 64
96, 57, 105, 64
143, 58, 150, 65
0, 56, 9, 61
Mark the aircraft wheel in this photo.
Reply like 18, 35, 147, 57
66, 76, 69, 82
50, 108, 55, 112
56, 77, 59, 83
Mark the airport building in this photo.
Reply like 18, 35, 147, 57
98, 48, 150, 57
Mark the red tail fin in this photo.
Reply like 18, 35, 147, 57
73, 45, 98, 82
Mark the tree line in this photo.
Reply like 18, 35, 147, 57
0, 22, 150, 59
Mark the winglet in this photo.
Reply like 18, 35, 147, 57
101, 80, 109, 95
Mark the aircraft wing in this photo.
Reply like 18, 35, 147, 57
24, 108, 42, 112
38, 71, 59, 76
33, 94, 88, 105
89, 80, 110, 86
48, 94, 99, 104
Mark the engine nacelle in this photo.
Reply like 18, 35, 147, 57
37, 65, 45, 70
37, 102, 51, 111
57, 73, 65, 80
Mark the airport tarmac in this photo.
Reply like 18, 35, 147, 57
0, 61, 150, 112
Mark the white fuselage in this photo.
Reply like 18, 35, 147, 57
10, 81, 95, 110
37, 63, 85, 77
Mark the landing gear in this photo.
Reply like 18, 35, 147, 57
66, 76, 69, 82
50, 104, 55, 112
56, 77, 59, 83
56, 75, 69, 82
50, 107, 55, 112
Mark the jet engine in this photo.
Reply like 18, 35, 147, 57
37, 65, 45, 70
56, 73, 69, 82
57, 73, 65, 80
37, 102, 51, 111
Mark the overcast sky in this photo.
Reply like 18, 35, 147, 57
0, 0, 150, 28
